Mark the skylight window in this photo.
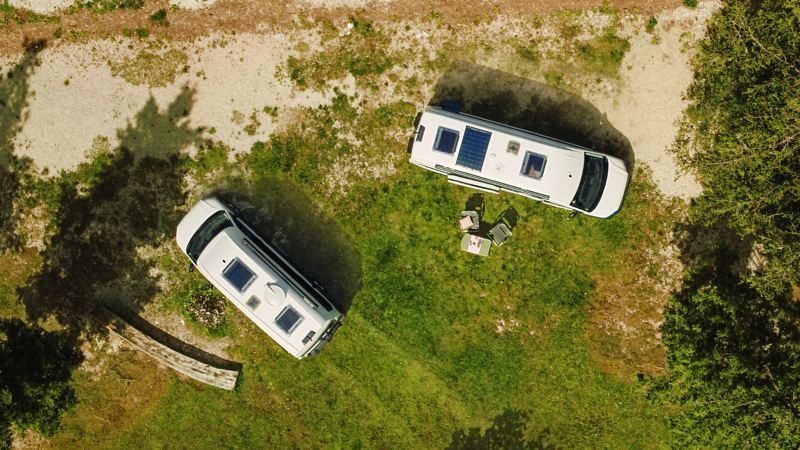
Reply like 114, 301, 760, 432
433, 127, 459, 153
275, 306, 303, 334
245, 296, 261, 311
222, 259, 256, 292
521, 152, 547, 179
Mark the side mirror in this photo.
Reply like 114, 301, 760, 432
188, 262, 196, 272
569, 211, 580, 219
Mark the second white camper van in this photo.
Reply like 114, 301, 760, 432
176, 197, 344, 359
409, 106, 630, 218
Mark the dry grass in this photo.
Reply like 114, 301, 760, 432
0, 0, 684, 55
109, 48, 188, 87
584, 167, 685, 381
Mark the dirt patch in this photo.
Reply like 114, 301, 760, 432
1, 0, 686, 56
585, 170, 686, 380
585, 1, 718, 198
6, 33, 331, 175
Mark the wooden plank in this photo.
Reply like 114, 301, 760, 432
104, 312, 240, 391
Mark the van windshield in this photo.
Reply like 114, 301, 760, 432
571, 154, 608, 212
186, 211, 232, 262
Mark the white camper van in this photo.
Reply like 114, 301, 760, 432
176, 197, 344, 359
409, 106, 630, 218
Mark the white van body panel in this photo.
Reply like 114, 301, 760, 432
409, 106, 629, 218
176, 198, 343, 359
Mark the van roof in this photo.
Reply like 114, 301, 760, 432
410, 106, 588, 205
198, 227, 327, 354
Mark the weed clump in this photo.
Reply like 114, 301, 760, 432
283, 17, 404, 90
185, 284, 226, 330
576, 32, 631, 77
149, 9, 168, 26
69, 0, 144, 14
645, 16, 658, 33
109, 49, 188, 87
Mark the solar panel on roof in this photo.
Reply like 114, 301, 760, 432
456, 127, 492, 171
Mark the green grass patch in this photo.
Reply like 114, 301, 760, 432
33, 90, 678, 448
0, 1, 59, 26
576, 32, 631, 77
68, 0, 144, 14
284, 17, 405, 90
109, 49, 188, 87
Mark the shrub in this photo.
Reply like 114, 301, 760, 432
645, 16, 658, 33
149, 9, 167, 25
185, 284, 226, 330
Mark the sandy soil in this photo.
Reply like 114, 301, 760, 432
0, 0, 685, 55
2, 34, 332, 173
4, 4, 714, 200
1, 2, 717, 365
584, 3, 717, 198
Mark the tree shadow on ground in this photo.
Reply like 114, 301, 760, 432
0, 317, 83, 446
212, 177, 362, 314
0, 41, 44, 252
447, 409, 559, 450
103, 308, 242, 372
669, 216, 800, 360
430, 61, 634, 173
18, 87, 198, 336
660, 216, 800, 419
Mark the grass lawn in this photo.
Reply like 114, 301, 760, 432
37, 91, 673, 448
2, 14, 675, 447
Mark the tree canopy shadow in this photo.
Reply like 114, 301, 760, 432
447, 409, 559, 450
0, 41, 43, 252
211, 177, 362, 314
430, 61, 634, 173
17, 87, 198, 336
0, 317, 83, 446
668, 215, 800, 366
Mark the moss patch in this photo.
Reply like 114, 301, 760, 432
110, 49, 188, 87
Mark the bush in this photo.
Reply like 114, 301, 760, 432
659, 1, 800, 447
645, 16, 657, 33
149, 9, 167, 25
185, 284, 226, 330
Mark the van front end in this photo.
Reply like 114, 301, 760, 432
303, 315, 345, 358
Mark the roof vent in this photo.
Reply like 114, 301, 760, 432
265, 282, 286, 306
246, 296, 261, 310
507, 140, 520, 155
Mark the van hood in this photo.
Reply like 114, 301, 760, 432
175, 197, 227, 253
589, 158, 629, 218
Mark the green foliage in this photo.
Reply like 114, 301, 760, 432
0, 1, 59, 26
284, 17, 403, 89
658, 1, 800, 447
682, 0, 698, 8
576, 32, 631, 77
69, 0, 143, 14
674, 1, 800, 296
148, 9, 167, 26
0, 319, 83, 446
645, 16, 658, 33
122, 27, 150, 38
